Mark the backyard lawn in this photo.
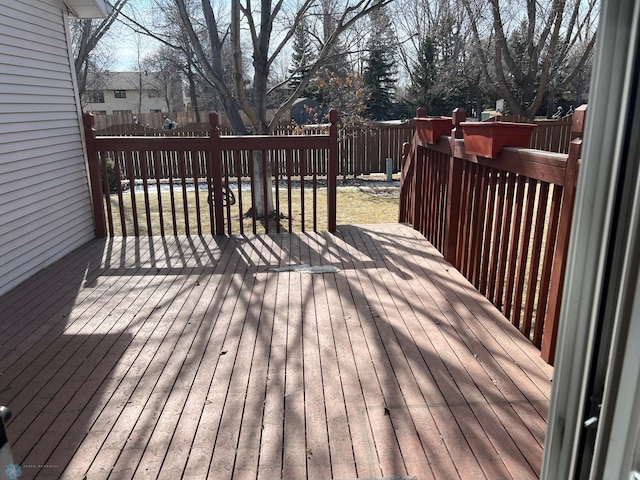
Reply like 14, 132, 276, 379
105, 182, 400, 236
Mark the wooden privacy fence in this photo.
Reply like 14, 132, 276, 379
94, 119, 414, 177
84, 111, 339, 237
399, 106, 586, 364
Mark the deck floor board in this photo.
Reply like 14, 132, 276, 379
0, 224, 552, 479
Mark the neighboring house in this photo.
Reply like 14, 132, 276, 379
0, 0, 108, 297
83, 71, 184, 115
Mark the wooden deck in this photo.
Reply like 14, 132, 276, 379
0, 224, 552, 479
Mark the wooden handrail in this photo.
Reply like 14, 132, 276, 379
401, 105, 587, 364
83, 111, 340, 236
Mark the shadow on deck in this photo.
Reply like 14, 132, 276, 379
0, 224, 552, 479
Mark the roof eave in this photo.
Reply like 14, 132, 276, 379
63, 0, 110, 18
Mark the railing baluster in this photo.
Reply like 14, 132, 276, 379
140, 150, 152, 235
152, 150, 165, 236
205, 151, 215, 236
222, 150, 232, 236
487, 171, 507, 303
168, 151, 178, 236
100, 151, 115, 237
512, 179, 537, 330
459, 162, 475, 276
522, 182, 550, 339
262, 149, 269, 234
287, 150, 293, 232
192, 152, 202, 236
249, 151, 257, 234
235, 151, 244, 236
504, 175, 527, 317
534, 185, 563, 347
274, 152, 281, 233
125, 151, 139, 236
178, 151, 190, 234
479, 170, 498, 296
424, 147, 435, 241
114, 153, 126, 236
495, 171, 516, 309
300, 149, 306, 232
469, 164, 486, 287
312, 149, 318, 232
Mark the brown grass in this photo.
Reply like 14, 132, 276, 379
105, 186, 399, 236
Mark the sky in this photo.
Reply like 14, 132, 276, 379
108, 0, 160, 71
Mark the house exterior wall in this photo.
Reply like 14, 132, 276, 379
83, 72, 185, 115
0, 0, 97, 297
84, 87, 169, 115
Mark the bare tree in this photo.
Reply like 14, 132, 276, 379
71, 0, 129, 99
160, 0, 394, 217
460, 0, 598, 117
167, 0, 391, 133
392, 0, 481, 116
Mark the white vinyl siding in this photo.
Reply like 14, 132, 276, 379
0, 0, 95, 297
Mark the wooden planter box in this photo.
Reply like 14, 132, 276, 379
461, 122, 536, 158
415, 116, 453, 144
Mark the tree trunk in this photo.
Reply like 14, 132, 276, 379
251, 151, 275, 219
186, 69, 200, 123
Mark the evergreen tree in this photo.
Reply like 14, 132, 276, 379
362, 7, 397, 120
403, 15, 482, 117
288, 19, 316, 94
406, 37, 437, 109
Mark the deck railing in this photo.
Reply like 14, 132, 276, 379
399, 106, 586, 364
94, 119, 414, 177
84, 111, 339, 237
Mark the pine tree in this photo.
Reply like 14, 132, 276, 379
362, 7, 397, 120
288, 19, 315, 93
406, 37, 437, 110
405, 28, 475, 116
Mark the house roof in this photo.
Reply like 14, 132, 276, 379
63, 0, 110, 18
